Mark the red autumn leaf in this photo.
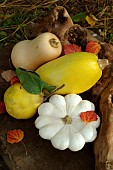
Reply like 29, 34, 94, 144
7, 129, 24, 144
80, 110, 98, 123
0, 101, 6, 114
10, 76, 20, 85
85, 41, 101, 55
63, 44, 81, 54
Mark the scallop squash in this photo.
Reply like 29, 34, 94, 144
36, 52, 102, 94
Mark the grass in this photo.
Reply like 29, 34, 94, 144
0, 0, 58, 48
0, 0, 113, 49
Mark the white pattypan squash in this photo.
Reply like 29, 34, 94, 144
35, 94, 100, 151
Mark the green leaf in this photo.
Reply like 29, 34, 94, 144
72, 12, 86, 23
43, 83, 56, 93
16, 68, 56, 94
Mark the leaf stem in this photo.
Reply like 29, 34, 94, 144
43, 84, 65, 102
21, 141, 28, 156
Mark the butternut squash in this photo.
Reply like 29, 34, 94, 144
11, 32, 62, 71
36, 52, 102, 94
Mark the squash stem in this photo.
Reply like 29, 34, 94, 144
62, 115, 72, 124
49, 38, 59, 48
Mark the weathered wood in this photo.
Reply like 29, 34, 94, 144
94, 79, 113, 170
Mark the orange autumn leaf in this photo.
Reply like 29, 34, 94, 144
7, 129, 24, 144
0, 101, 6, 114
80, 111, 98, 123
63, 44, 81, 54
85, 41, 101, 55
10, 76, 20, 85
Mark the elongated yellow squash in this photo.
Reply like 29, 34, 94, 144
36, 52, 102, 94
